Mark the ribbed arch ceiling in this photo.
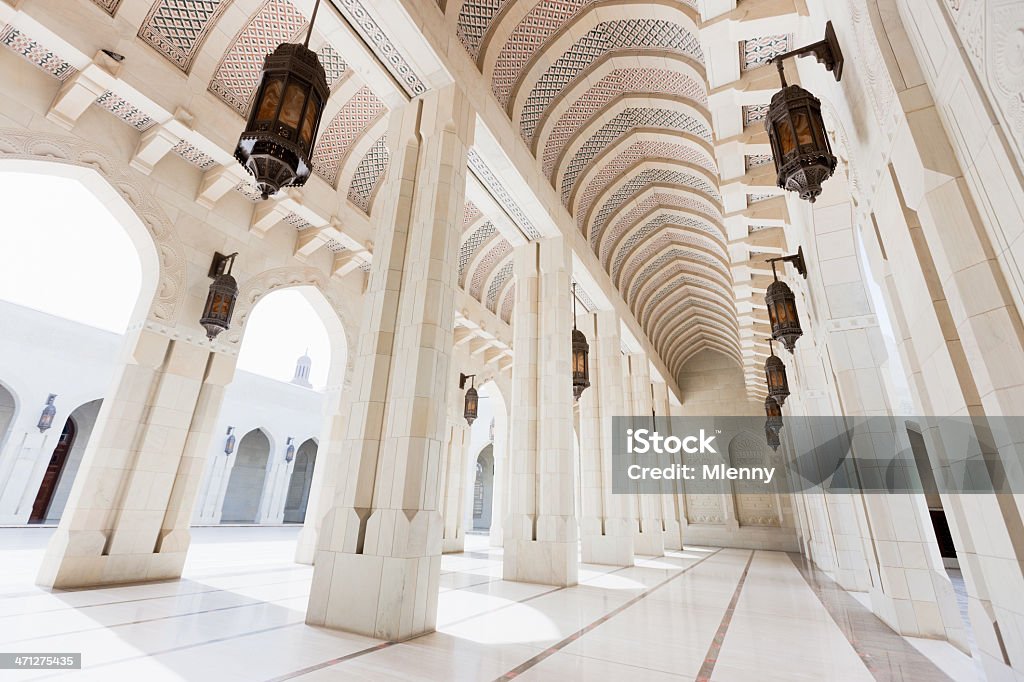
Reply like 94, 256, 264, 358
457, 0, 740, 385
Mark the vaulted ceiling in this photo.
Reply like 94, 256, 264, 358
0, 0, 805, 394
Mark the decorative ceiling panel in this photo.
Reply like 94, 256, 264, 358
209, 0, 306, 115
467, 148, 543, 240
92, 0, 122, 15
139, 0, 232, 72
742, 104, 768, 128
463, 200, 483, 229
331, 0, 426, 97
588, 169, 721, 248
740, 34, 792, 72
0, 26, 76, 81
96, 91, 156, 131
560, 108, 714, 202
348, 135, 389, 213
626, 249, 728, 302
172, 140, 217, 169
598, 191, 723, 258
610, 215, 724, 278
457, 0, 510, 59
574, 140, 717, 230
459, 220, 497, 283
519, 18, 705, 142
542, 68, 707, 176
485, 259, 514, 311
469, 239, 512, 300
745, 154, 773, 171
312, 86, 385, 186
500, 282, 515, 323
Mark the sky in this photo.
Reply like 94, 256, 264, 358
0, 171, 331, 389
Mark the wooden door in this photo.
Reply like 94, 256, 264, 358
29, 418, 75, 523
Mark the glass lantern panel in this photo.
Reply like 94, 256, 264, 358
776, 119, 796, 156
793, 110, 814, 146
300, 94, 321, 146
255, 77, 284, 121
280, 81, 308, 130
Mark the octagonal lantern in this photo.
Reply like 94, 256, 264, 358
765, 341, 790, 406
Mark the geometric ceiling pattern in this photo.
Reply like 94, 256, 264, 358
458, 201, 515, 324
312, 87, 386, 187
348, 135, 390, 214
457, 0, 737, 385
139, 0, 232, 72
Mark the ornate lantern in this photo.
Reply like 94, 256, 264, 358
200, 252, 239, 341
460, 373, 478, 426
766, 247, 807, 353
766, 21, 844, 203
285, 437, 295, 463
571, 283, 590, 401
234, 0, 329, 200
765, 339, 790, 406
224, 426, 236, 456
765, 424, 781, 452
765, 396, 784, 435
37, 393, 57, 433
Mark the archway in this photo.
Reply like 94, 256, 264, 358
458, 378, 509, 544
30, 399, 102, 524
283, 438, 318, 523
220, 429, 272, 524
472, 444, 494, 531
0, 382, 15, 454
0, 165, 154, 526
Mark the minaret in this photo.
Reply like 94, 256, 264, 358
291, 349, 313, 388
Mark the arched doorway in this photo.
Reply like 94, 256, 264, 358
472, 445, 494, 530
283, 438, 318, 523
29, 417, 75, 523
221, 429, 272, 523
33, 399, 102, 524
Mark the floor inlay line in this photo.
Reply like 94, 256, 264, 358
787, 553, 955, 682
491, 548, 724, 681
695, 549, 754, 682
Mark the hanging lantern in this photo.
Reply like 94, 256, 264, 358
460, 373, 478, 426
234, 0, 329, 200
766, 248, 806, 353
200, 252, 239, 341
765, 396, 784, 434
765, 339, 790, 406
571, 283, 590, 401
224, 426, 236, 455
765, 424, 781, 452
285, 437, 295, 463
765, 22, 844, 203
37, 393, 57, 433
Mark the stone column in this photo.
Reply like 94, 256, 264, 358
36, 328, 234, 588
296, 372, 352, 564
488, 379, 510, 547
503, 237, 578, 586
652, 381, 683, 550
305, 84, 472, 640
440, 367, 471, 553
578, 310, 634, 565
625, 353, 664, 557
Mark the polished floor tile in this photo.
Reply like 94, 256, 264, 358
0, 527, 974, 681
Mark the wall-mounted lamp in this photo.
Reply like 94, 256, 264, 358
571, 283, 590, 401
224, 426, 236, 455
766, 21, 844, 203
285, 437, 295, 463
37, 394, 57, 433
200, 252, 239, 341
765, 339, 790, 406
766, 247, 807, 353
459, 373, 478, 426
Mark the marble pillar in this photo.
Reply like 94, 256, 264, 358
503, 238, 578, 586
625, 353, 664, 557
305, 84, 472, 640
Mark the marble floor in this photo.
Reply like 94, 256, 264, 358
0, 527, 977, 681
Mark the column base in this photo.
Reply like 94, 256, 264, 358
37, 529, 188, 589
441, 529, 465, 553
580, 516, 634, 566
306, 550, 441, 640
662, 519, 683, 550
294, 525, 318, 565
503, 514, 578, 585
635, 519, 665, 557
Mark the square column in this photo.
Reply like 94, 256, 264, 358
37, 328, 235, 588
503, 238, 578, 586
625, 353, 664, 557
578, 311, 635, 566
652, 381, 683, 550
306, 84, 472, 640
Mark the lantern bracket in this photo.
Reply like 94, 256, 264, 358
767, 246, 807, 279
769, 21, 844, 84
208, 251, 238, 279
459, 373, 476, 390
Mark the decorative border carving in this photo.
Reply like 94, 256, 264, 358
331, 0, 427, 97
